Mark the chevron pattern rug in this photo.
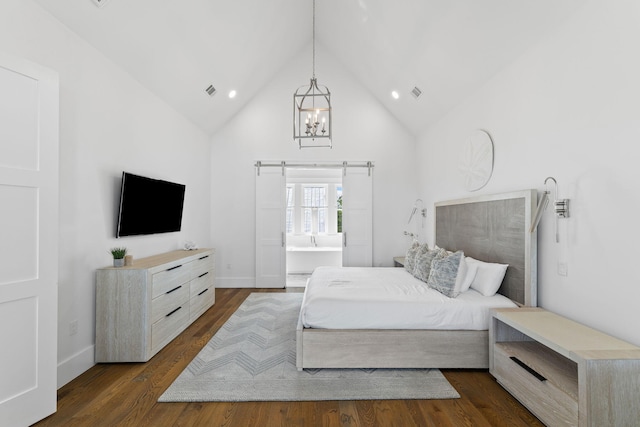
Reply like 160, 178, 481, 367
159, 293, 460, 402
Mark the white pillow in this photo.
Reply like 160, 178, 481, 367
453, 254, 469, 296
459, 259, 478, 293
466, 257, 508, 296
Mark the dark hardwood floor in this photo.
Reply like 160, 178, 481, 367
35, 288, 543, 427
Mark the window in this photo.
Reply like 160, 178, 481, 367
285, 172, 341, 235
302, 185, 327, 234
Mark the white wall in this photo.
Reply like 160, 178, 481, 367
0, 0, 211, 386
9, 0, 631, 389
210, 43, 418, 287
416, 0, 640, 346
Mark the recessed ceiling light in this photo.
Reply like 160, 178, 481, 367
391, 91, 399, 100
228, 90, 237, 99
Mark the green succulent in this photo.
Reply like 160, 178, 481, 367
110, 247, 127, 259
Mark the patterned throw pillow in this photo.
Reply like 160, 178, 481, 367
413, 247, 445, 282
427, 251, 467, 298
404, 241, 421, 273
410, 243, 429, 272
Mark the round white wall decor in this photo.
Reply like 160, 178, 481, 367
460, 129, 494, 191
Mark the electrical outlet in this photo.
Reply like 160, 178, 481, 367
69, 320, 78, 336
558, 262, 568, 276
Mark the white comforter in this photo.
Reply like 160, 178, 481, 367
300, 266, 517, 330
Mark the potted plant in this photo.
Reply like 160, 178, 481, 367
110, 247, 127, 267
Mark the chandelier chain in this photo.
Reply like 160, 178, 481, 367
312, 0, 315, 79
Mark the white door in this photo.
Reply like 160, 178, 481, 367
0, 53, 59, 426
255, 166, 285, 288
342, 167, 373, 266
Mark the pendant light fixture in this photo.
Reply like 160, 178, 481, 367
293, 0, 332, 149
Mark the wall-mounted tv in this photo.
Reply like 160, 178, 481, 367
116, 172, 186, 238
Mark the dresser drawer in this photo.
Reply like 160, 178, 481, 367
152, 264, 190, 298
493, 344, 578, 426
190, 253, 214, 279
190, 287, 215, 322
151, 283, 189, 324
190, 271, 213, 298
151, 303, 189, 354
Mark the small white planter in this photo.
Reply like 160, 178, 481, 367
113, 258, 125, 268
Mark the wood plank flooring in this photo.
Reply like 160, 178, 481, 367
35, 288, 544, 427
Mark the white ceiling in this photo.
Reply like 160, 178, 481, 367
33, 0, 584, 137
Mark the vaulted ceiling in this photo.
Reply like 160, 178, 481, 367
33, 0, 584, 137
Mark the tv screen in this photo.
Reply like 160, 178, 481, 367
116, 172, 186, 238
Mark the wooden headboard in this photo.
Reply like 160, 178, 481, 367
434, 190, 537, 307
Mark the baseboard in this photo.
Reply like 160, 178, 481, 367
57, 344, 95, 389
216, 276, 256, 288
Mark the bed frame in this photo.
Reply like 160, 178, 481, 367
296, 189, 537, 369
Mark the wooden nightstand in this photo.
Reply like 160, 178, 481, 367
393, 256, 405, 267
490, 307, 640, 426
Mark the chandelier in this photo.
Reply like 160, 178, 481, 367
293, 0, 332, 149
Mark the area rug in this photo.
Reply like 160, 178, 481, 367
159, 293, 460, 402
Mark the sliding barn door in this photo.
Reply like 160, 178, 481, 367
255, 167, 286, 288
342, 167, 373, 267
0, 53, 59, 426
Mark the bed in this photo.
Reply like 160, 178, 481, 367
296, 189, 537, 370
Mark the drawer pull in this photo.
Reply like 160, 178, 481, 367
198, 288, 209, 296
199, 255, 209, 260
165, 285, 182, 295
198, 271, 209, 278
166, 306, 182, 317
510, 356, 547, 382
166, 264, 182, 271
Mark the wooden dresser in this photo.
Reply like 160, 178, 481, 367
490, 307, 640, 426
95, 248, 215, 362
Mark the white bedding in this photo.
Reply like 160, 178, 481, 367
300, 266, 517, 330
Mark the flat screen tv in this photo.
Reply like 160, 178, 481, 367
116, 172, 186, 238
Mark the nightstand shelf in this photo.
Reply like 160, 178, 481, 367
490, 307, 640, 426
